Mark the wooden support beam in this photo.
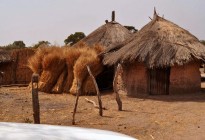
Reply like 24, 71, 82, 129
86, 65, 103, 116
113, 64, 122, 111
31, 73, 40, 124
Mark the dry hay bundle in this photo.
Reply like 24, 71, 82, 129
82, 76, 96, 95
38, 47, 66, 93
28, 46, 52, 75
63, 47, 84, 92
70, 44, 104, 95
51, 69, 67, 93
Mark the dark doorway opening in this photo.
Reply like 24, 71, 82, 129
96, 66, 114, 91
148, 67, 171, 95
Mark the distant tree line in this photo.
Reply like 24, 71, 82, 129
1, 33, 204, 50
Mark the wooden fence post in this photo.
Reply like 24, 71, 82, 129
113, 64, 122, 111
31, 73, 40, 124
72, 81, 81, 125
86, 65, 103, 116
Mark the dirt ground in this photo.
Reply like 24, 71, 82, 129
1, 86, 205, 140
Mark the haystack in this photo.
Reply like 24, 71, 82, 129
69, 44, 104, 95
103, 10, 205, 96
28, 46, 52, 75
37, 47, 66, 93
63, 44, 89, 92
51, 69, 67, 93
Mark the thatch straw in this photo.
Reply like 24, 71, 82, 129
103, 13, 205, 68
70, 45, 104, 95
75, 21, 133, 49
38, 47, 66, 93
82, 76, 96, 95
28, 46, 52, 75
63, 45, 88, 92
51, 69, 67, 93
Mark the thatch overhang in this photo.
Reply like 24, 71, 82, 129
103, 11, 205, 68
0, 49, 12, 63
77, 20, 133, 49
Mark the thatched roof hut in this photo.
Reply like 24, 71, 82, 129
77, 11, 133, 50
103, 10, 205, 96
75, 11, 133, 91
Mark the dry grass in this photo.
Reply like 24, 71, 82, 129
38, 47, 66, 93
51, 69, 67, 94
28, 43, 105, 95
70, 45, 104, 95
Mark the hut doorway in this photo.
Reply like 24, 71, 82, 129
96, 66, 114, 91
148, 67, 171, 95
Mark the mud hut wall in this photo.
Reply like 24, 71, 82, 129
169, 62, 201, 94
121, 62, 148, 96
0, 62, 14, 85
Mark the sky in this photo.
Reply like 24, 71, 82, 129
0, 0, 205, 46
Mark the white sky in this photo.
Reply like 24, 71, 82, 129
0, 0, 205, 46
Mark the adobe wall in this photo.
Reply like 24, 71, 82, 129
169, 62, 201, 94
121, 62, 148, 96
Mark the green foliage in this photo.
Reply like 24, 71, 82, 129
124, 26, 138, 33
64, 32, 86, 46
33, 41, 50, 48
0, 41, 26, 50
200, 40, 205, 46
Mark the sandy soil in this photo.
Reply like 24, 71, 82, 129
1, 86, 205, 140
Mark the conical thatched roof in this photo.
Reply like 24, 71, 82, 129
103, 12, 205, 68
0, 49, 12, 63
77, 21, 132, 49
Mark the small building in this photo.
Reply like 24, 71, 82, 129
0, 48, 35, 85
77, 12, 133, 90
103, 11, 205, 96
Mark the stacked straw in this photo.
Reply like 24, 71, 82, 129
28, 43, 104, 95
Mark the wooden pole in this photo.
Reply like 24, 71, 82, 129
86, 65, 103, 116
112, 11, 115, 21
31, 73, 40, 124
113, 64, 122, 111
72, 81, 81, 125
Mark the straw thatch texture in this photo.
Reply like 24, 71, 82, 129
103, 14, 205, 68
82, 76, 96, 95
38, 47, 66, 93
76, 22, 132, 49
28, 46, 52, 75
70, 45, 104, 95
63, 45, 88, 92
28, 43, 104, 94
51, 69, 67, 93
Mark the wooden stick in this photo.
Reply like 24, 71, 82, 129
72, 81, 81, 125
113, 64, 122, 111
31, 74, 40, 124
86, 65, 103, 116
85, 98, 107, 110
